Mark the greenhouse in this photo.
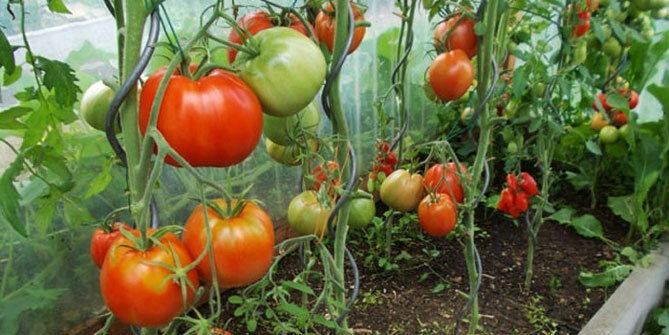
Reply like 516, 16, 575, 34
0, 0, 668, 334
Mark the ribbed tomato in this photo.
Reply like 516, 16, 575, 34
139, 68, 263, 167
428, 50, 474, 101
433, 15, 477, 58
423, 163, 467, 203
315, 3, 367, 54
100, 230, 199, 328
182, 200, 275, 288
90, 222, 130, 268
418, 193, 457, 237
227, 11, 314, 63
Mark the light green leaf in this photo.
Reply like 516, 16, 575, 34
579, 265, 633, 287
0, 106, 31, 129
278, 302, 310, 322
85, 160, 112, 198
585, 139, 602, 155
571, 214, 604, 239
376, 28, 400, 61
547, 207, 574, 224
607, 195, 635, 224
47, 0, 71, 13
0, 154, 26, 237
280, 280, 315, 296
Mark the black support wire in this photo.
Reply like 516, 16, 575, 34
389, 31, 414, 151
319, 3, 361, 328
103, 8, 161, 229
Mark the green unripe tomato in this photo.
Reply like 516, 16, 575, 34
574, 42, 588, 65
288, 191, 331, 236
600, 125, 620, 144
80, 81, 117, 132
507, 142, 518, 154
619, 124, 629, 137
513, 26, 531, 43
238, 27, 327, 117
602, 38, 622, 58
348, 195, 376, 229
263, 102, 321, 146
532, 83, 546, 98
507, 41, 518, 53
505, 99, 519, 118
423, 77, 440, 103
501, 127, 514, 142
265, 138, 318, 166
461, 107, 474, 124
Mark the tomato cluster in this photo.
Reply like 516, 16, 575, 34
371, 141, 398, 179
569, 0, 599, 38
427, 10, 476, 102
590, 87, 638, 144
497, 173, 539, 218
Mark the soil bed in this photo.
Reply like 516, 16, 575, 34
218, 190, 627, 335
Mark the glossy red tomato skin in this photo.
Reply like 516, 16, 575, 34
433, 15, 478, 59
139, 68, 263, 167
428, 50, 475, 101
315, 3, 366, 54
423, 163, 467, 203
628, 90, 639, 109
571, 11, 590, 38
90, 222, 130, 268
227, 11, 314, 63
418, 193, 457, 237
312, 161, 340, 191
100, 230, 199, 328
182, 200, 275, 288
593, 92, 612, 111
612, 111, 628, 126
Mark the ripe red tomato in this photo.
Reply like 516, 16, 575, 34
418, 193, 457, 237
315, 3, 366, 54
572, 11, 590, 38
210, 329, 233, 335
433, 15, 477, 58
183, 200, 275, 288
428, 50, 474, 101
139, 67, 263, 167
100, 230, 199, 328
592, 92, 612, 111
227, 11, 314, 63
90, 222, 130, 268
423, 163, 467, 203
624, 89, 639, 109
312, 161, 340, 191
611, 111, 628, 126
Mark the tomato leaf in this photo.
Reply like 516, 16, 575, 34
0, 29, 16, 75
578, 265, 632, 287
585, 139, 602, 155
570, 214, 604, 239
3, 65, 22, 86
376, 28, 400, 61
0, 154, 27, 237
47, 0, 71, 13
511, 66, 528, 98
607, 195, 635, 224
280, 280, 315, 296
0, 106, 31, 129
85, 159, 112, 198
227, 295, 243, 304
277, 302, 310, 322
35, 56, 80, 107
547, 207, 574, 224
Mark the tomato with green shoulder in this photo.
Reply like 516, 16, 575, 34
263, 101, 321, 146
238, 27, 326, 117
348, 194, 376, 229
288, 191, 332, 236
81, 81, 117, 132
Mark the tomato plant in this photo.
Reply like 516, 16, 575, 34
183, 199, 275, 288
100, 230, 199, 328
139, 68, 263, 167
263, 102, 321, 146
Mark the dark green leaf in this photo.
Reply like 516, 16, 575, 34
607, 195, 635, 224
512, 66, 529, 98
0, 155, 26, 237
47, 0, 71, 13
36, 56, 80, 107
280, 280, 315, 296
0, 29, 16, 75
3, 66, 22, 86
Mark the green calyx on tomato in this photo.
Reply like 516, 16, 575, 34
237, 27, 327, 117
380, 169, 425, 212
288, 190, 332, 236
101, 230, 200, 328
423, 162, 467, 203
90, 222, 129, 268
81, 81, 118, 133
139, 67, 263, 167
348, 193, 376, 229
182, 199, 275, 288
263, 101, 321, 146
